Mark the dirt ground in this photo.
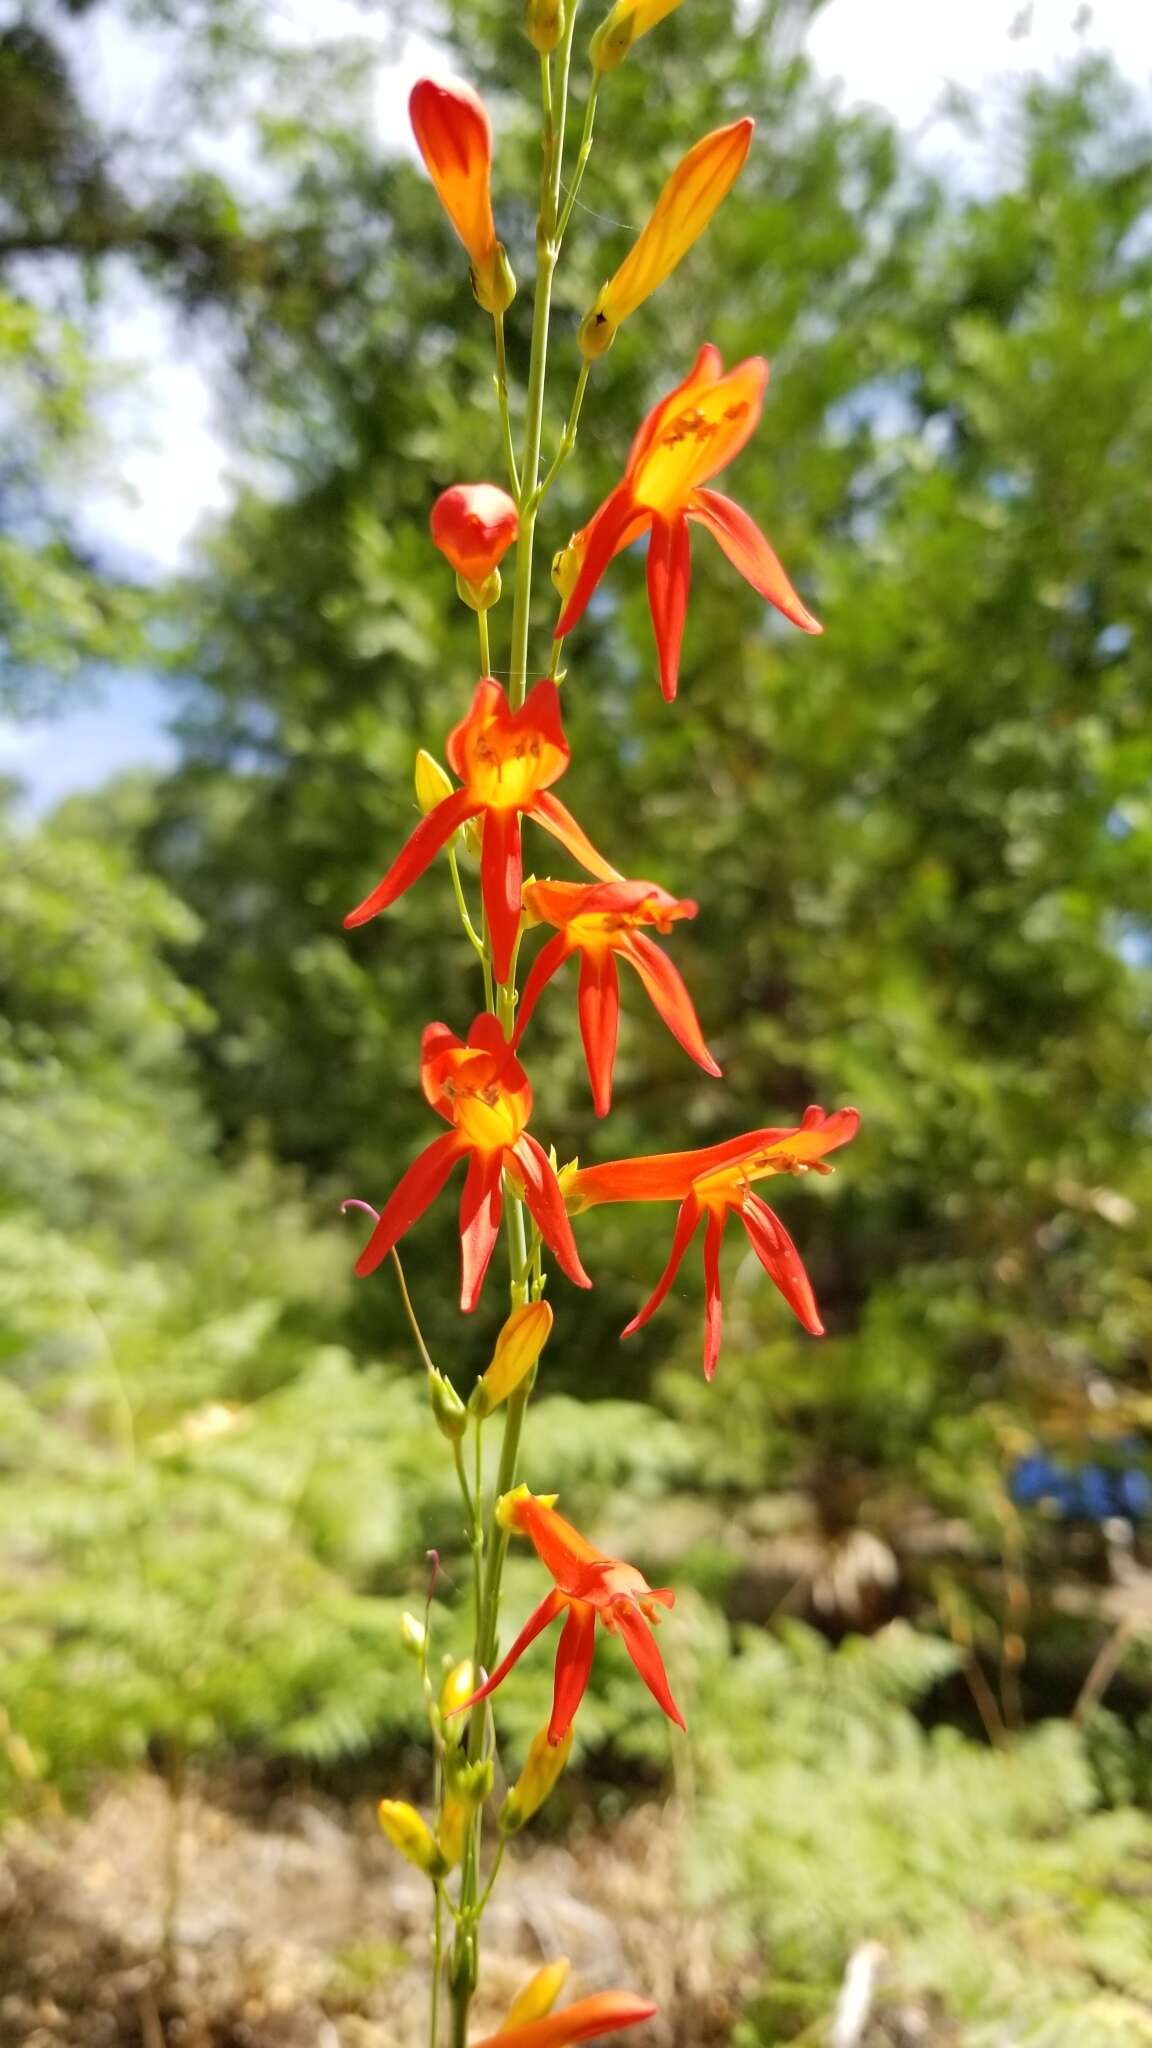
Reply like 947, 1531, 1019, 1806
0, 1774, 736, 2048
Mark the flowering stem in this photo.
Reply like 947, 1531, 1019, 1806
508, 0, 579, 708
477, 606, 491, 675
492, 312, 520, 498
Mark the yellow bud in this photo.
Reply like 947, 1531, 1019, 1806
378, 1799, 445, 1876
590, 0, 683, 72
439, 1658, 476, 1741
400, 1610, 427, 1658
526, 0, 565, 53
579, 120, 753, 356
438, 1796, 470, 1869
414, 749, 454, 817
551, 539, 583, 606
471, 1301, 554, 1419
455, 567, 502, 613
500, 1724, 574, 1833
503, 1958, 572, 2026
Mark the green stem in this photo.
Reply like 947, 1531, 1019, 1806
391, 1249, 437, 1374
536, 360, 590, 505
557, 78, 599, 242
431, 1884, 445, 2048
477, 606, 491, 675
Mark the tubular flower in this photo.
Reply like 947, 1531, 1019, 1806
556, 343, 822, 701
590, 0, 684, 72
577, 121, 753, 358
567, 1105, 860, 1379
454, 1488, 684, 1744
344, 678, 618, 983
431, 483, 519, 585
350, 1014, 591, 1309
471, 1991, 658, 2048
515, 878, 721, 1115
409, 78, 515, 312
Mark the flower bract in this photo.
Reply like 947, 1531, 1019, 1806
567, 1105, 860, 1377
344, 678, 618, 982
350, 1014, 591, 1309
557, 343, 822, 700
454, 1488, 684, 1743
515, 877, 720, 1114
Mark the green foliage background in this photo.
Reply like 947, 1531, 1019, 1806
2, 0, 1152, 2039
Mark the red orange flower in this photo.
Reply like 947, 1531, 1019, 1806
344, 678, 618, 983
456, 1488, 684, 1743
567, 1105, 859, 1378
514, 878, 720, 1115
471, 1992, 658, 2048
350, 1015, 591, 1310
556, 343, 822, 701
409, 78, 514, 313
431, 483, 519, 585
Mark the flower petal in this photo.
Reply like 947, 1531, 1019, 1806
554, 481, 650, 638
481, 806, 524, 984
701, 1205, 725, 1379
470, 1990, 658, 2048
459, 1148, 505, 1311
548, 1600, 597, 1744
512, 930, 574, 1051
353, 1131, 463, 1277
620, 931, 721, 1077
344, 786, 481, 927
531, 791, 621, 883
645, 513, 692, 702
512, 1134, 593, 1290
612, 1599, 686, 1729
454, 1587, 568, 1715
621, 1192, 701, 1338
577, 948, 621, 1117
687, 487, 822, 633
740, 1190, 823, 1335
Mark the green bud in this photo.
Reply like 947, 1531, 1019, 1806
429, 1369, 468, 1442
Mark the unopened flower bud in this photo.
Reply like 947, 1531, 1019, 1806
411, 79, 516, 311
414, 749, 455, 817
429, 1368, 468, 1442
378, 1799, 445, 1876
500, 1723, 574, 1832
432, 483, 519, 584
400, 1610, 428, 1658
471, 1300, 554, 1418
456, 568, 502, 614
503, 1958, 572, 2026
439, 1658, 476, 1741
551, 538, 584, 607
579, 120, 753, 356
445, 1751, 494, 1808
590, 0, 683, 72
526, 0, 565, 52
437, 1795, 470, 1869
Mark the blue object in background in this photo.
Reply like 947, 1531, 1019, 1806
1009, 1445, 1152, 1524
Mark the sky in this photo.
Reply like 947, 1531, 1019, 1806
4, 0, 1150, 807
